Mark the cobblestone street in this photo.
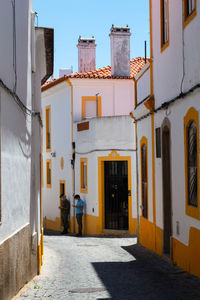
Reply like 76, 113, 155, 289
15, 232, 200, 300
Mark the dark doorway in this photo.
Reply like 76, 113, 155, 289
104, 161, 128, 230
162, 125, 172, 256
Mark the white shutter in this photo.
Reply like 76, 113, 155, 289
85, 100, 97, 119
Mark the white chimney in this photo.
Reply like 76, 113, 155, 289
77, 36, 96, 73
109, 25, 131, 77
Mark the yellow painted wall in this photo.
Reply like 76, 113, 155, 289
139, 216, 162, 255
172, 227, 200, 277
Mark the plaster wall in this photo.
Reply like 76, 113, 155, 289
152, 0, 200, 108
42, 83, 73, 224
71, 79, 134, 122
74, 116, 137, 222
137, 90, 200, 246
137, 117, 154, 224
137, 69, 150, 104
0, 0, 33, 242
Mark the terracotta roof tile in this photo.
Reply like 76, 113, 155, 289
42, 57, 148, 91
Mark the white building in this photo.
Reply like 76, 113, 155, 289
0, 1, 53, 299
132, 0, 200, 277
42, 26, 146, 236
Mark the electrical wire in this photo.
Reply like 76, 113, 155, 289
134, 82, 200, 123
75, 148, 137, 155
0, 78, 43, 127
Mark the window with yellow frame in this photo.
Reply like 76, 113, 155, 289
80, 158, 88, 193
160, 0, 169, 51
45, 106, 51, 152
184, 107, 199, 219
46, 159, 52, 188
82, 96, 102, 120
183, 0, 196, 28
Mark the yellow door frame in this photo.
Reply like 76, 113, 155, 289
98, 151, 132, 233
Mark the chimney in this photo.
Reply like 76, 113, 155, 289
77, 36, 96, 73
109, 25, 131, 77
59, 68, 73, 78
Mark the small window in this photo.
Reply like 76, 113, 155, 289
183, 0, 196, 27
187, 121, 197, 207
185, 0, 195, 18
45, 106, 51, 152
160, 0, 169, 51
46, 159, 52, 188
184, 107, 199, 219
80, 158, 88, 193
82, 96, 101, 120
140, 138, 148, 219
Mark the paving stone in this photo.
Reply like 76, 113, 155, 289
15, 234, 200, 299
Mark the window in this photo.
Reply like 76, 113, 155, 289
82, 96, 101, 120
160, 0, 169, 51
184, 107, 199, 219
46, 159, 52, 188
140, 137, 148, 219
80, 158, 88, 193
45, 106, 51, 152
183, 0, 196, 27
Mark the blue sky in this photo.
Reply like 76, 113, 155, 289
34, 0, 149, 77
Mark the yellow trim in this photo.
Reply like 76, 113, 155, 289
160, 0, 170, 52
144, 97, 155, 111
172, 226, 200, 277
98, 151, 134, 234
37, 244, 42, 274
151, 115, 156, 224
80, 158, 88, 194
45, 105, 51, 152
139, 216, 163, 255
41, 227, 44, 256
184, 107, 199, 219
183, 0, 197, 28
140, 137, 149, 219
82, 96, 102, 120
149, 0, 154, 97
60, 157, 64, 170
46, 159, 52, 188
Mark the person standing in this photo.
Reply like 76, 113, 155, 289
59, 194, 70, 234
73, 194, 84, 237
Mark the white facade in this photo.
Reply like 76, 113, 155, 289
42, 75, 138, 235
133, 0, 200, 277
0, 1, 53, 299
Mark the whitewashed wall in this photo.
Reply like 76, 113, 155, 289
0, 0, 33, 242
74, 116, 137, 220
71, 78, 134, 122
42, 82, 73, 223
152, 0, 200, 108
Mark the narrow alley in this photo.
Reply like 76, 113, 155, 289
15, 233, 200, 300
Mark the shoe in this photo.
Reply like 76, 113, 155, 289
76, 233, 82, 237
61, 230, 68, 235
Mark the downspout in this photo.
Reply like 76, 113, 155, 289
65, 79, 75, 233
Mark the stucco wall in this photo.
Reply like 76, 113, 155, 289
152, 0, 200, 108
42, 83, 73, 225
71, 79, 134, 122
